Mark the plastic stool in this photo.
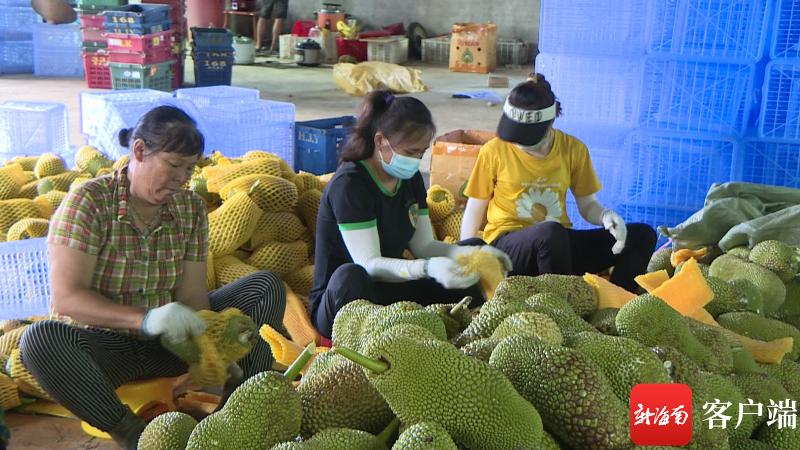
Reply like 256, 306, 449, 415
81, 377, 179, 439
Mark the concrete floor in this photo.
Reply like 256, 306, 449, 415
0, 56, 532, 175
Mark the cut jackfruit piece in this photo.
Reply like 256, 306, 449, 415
670, 247, 708, 267
456, 250, 505, 301
249, 212, 307, 248
204, 158, 282, 193
247, 241, 308, 277
651, 258, 714, 315
583, 273, 637, 309
214, 255, 260, 289
221, 174, 299, 213
6, 218, 50, 241
427, 185, 456, 222
435, 209, 464, 242
33, 153, 65, 179
207, 191, 263, 256
187, 333, 228, 387
635, 270, 670, 293
284, 264, 314, 297
296, 189, 322, 236
283, 282, 319, 347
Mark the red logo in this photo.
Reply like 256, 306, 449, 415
630, 384, 693, 446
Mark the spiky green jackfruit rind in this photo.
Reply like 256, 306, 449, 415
301, 351, 345, 381
616, 295, 714, 366
718, 312, 800, 361
298, 354, 393, 438
755, 423, 800, 450
359, 309, 447, 351
706, 277, 749, 318
710, 254, 787, 315
539, 431, 562, 450
729, 279, 766, 316
293, 428, 387, 450
391, 422, 457, 450
525, 293, 597, 338
588, 307, 619, 336
700, 372, 754, 441
270, 442, 303, 450
489, 335, 629, 450
772, 279, 800, 320
186, 413, 236, 450
729, 373, 793, 430
138, 412, 198, 450
459, 337, 500, 363
648, 248, 674, 276
568, 332, 671, 403
759, 359, 800, 401
490, 311, 563, 345
727, 247, 751, 260
493, 274, 597, 316
451, 300, 532, 347
356, 334, 544, 450
729, 439, 780, 450
687, 319, 735, 374
331, 300, 382, 349
749, 240, 800, 283
425, 302, 472, 339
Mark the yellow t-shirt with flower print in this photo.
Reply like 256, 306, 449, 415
463, 129, 602, 244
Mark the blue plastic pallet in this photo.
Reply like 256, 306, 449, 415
295, 116, 356, 175
0, 101, 70, 157
772, 0, 800, 59
736, 138, 800, 189
0, 40, 33, 74
174, 85, 259, 107
0, 238, 51, 320
646, 0, 771, 62
758, 59, 800, 141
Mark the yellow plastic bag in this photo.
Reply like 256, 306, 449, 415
333, 61, 427, 96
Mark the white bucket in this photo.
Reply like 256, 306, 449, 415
233, 39, 255, 65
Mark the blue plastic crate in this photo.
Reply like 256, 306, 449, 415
0, 0, 32, 5
190, 27, 233, 50
758, 59, 800, 141
639, 56, 755, 136
0, 6, 39, 40
772, 0, 800, 59
295, 116, 356, 175
646, 0, 771, 62
0, 238, 51, 320
193, 53, 234, 87
0, 40, 33, 74
33, 22, 81, 49
535, 52, 644, 127
103, 19, 171, 35
538, 0, 648, 56
34, 47, 84, 77
174, 85, 259, 107
79, 89, 171, 137
201, 99, 295, 161
736, 138, 800, 189
615, 203, 697, 247
623, 130, 738, 211
0, 101, 70, 156
103, 4, 170, 29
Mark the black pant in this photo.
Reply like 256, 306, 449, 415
493, 221, 657, 292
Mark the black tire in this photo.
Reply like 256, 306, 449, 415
407, 22, 428, 59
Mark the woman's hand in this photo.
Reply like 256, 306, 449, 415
141, 302, 207, 342
450, 245, 513, 274
425, 257, 480, 289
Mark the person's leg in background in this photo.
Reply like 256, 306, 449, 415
269, 0, 288, 52
568, 223, 657, 292
255, 0, 274, 52
491, 221, 574, 277
311, 263, 377, 339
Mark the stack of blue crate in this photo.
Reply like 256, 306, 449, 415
33, 23, 84, 77
537, 0, 773, 245
0, 1, 38, 74
190, 27, 234, 87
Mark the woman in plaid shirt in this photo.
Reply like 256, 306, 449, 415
18, 106, 287, 449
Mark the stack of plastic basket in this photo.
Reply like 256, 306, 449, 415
536, 0, 772, 245
0, 101, 71, 161
76, 0, 127, 88
103, 3, 175, 92
0, 1, 37, 75
190, 27, 234, 87
33, 23, 84, 77
737, 0, 800, 191
141, 0, 187, 89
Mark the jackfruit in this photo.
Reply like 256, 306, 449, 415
729, 372, 793, 430
8, 156, 38, 171
490, 311, 563, 345
17, 179, 39, 199
729, 439, 779, 450
0, 372, 20, 410
297, 353, 393, 438
426, 185, 455, 223
359, 304, 448, 352
710, 254, 787, 315
729, 279, 766, 315
285, 264, 315, 297
494, 274, 597, 316
452, 298, 532, 347
727, 246, 751, 260
759, 358, 800, 401
0, 198, 51, 236
569, 332, 671, 402
34, 190, 66, 216
434, 209, 463, 241
392, 422, 457, 450
331, 299, 382, 348
675, 260, 710, 278
75, 146, 112, 176
489, 335, 630, 450
272, 428, 387, 450
5, 218, 49, 241
33, 153, 65, 178
7, 348, 51, 400
773, 279, 800, 320
687, 319, 735, 374
189, 177, 216, 205
706, 277, 749, 317
113, 155, 129, 171
424, 297, 473, 339
718, 312, 800, 361
700, 372, 755, 441
755, 418, 800, 449
539, 431, 563, 450
0, 163, 27, 200
337, 333, 544, 450
204, 158, 283, 193
296, 189, 322, 236
249, 212, 307, 248
247, 241, 308, 277
454, 249, 505, 301
138, 411, 198, 450
749, 240, 799, 282
588, 307, 619, 335
648, 248, 674, 276
208, 190, 263, 256
293, 172, 323, 195
525, 292, 598, 338
0, 324, 28, 358
616, 294, 714, 366
583, 273, 638, 309
214, 254, 260, 288
459, 337, 500, 362
221, 174, 299, 213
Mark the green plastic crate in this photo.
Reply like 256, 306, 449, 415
75, 0, 127, 12
109, 60, 174, 92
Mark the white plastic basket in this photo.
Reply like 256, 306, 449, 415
365, 36, 408, 64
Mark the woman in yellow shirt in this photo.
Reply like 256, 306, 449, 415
461, 75, 656, 292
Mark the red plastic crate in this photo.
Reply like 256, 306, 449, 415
78, 13, 104, 29
106, 30, 173, 54
82, 50, 111, 89
80, 27, 104, 44
108, 48, 173, 64
336, 37, 368, 61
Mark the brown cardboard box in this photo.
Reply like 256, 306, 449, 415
449, 23, 497, 74
430, 129, 496, 207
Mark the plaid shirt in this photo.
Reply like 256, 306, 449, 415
48, 167, 208, 333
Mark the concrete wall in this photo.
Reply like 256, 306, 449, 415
285, 0, 540, 48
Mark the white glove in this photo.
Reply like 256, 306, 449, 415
451, 245, 513, 274
425, 257, 480, 289
602, 209, 627, 255
142, 302, 207, 342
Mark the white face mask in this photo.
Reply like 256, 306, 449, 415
516, 128, 554, 156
